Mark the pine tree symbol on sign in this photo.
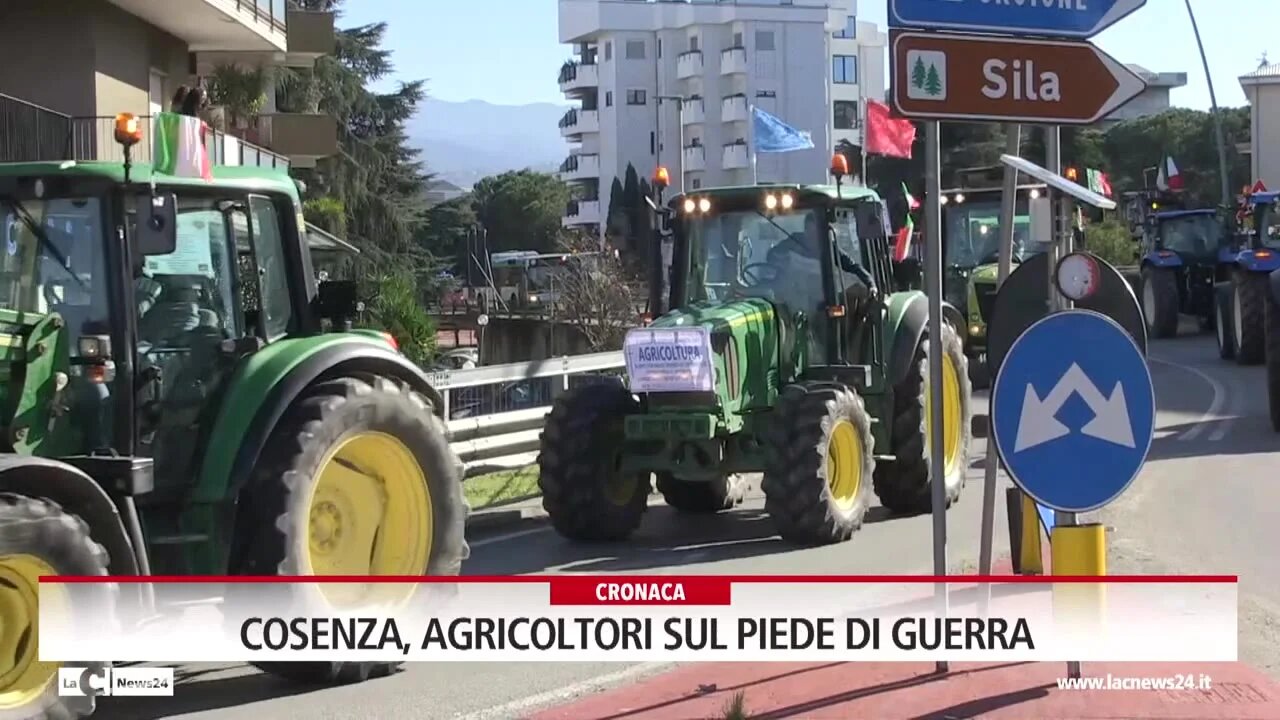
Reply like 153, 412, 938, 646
905, 50, 947, 102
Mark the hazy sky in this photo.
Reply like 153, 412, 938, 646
344, 0, 1277, 109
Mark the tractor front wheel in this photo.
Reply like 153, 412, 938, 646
762, 382, 874, 545
1215, 284, 1236, 360
1266, 291, 1280, 432
0, 495, 112, 720
538, 385, 650, 541
874, 324, 972, 515
656, 473, 745, 514
235, 375, 467, 685
1233, 271, 1268, 365
1141, 266, 1179, 339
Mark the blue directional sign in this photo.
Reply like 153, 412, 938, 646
889, 0, 1147, 39
991, 310, 1155, 513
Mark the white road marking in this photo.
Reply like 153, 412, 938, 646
468, 525, 550, 549
452, 661, 675, 720
1148, 356, 1228, 442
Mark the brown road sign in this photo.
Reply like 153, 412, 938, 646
891, 31, 1147, 125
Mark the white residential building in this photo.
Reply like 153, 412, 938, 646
1241, 62, 1280, 190
556, 0, 887, 233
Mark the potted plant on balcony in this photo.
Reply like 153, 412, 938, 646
206, 63, 269, 137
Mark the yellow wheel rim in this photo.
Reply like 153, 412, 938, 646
307, 431, 433, 605
826, 420, 864, 511
0, 555, 58, 710
926, 354, 966, 477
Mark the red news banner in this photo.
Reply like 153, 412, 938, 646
38, 575, 1238, 664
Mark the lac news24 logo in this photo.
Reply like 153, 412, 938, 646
57, 666, 174, 698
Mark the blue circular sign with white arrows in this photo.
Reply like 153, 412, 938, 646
991, 309, 1155, 513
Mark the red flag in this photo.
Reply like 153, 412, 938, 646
1098, 172, 1113, 198
865, 100, 916, 160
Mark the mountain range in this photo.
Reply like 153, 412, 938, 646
409, 98, 572, 189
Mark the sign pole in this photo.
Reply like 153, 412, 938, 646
979, 124, 1022, 615
925, 119, 949, 675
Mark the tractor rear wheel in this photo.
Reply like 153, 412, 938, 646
0, 494, 111, 720
1267, 292, 1280, 432
874, 324, 971, 515
234, 375, 467, 685
762, 382, 874, 545
538, 385, 650, 541
1141, 267, 1179, 339
1233, 271, 1267, 365
656, 473, 745, 514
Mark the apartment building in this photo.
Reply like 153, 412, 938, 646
0, 0, 337, 170
1241, 62, 1280, 189
1100, 65, 1188, 125
556, 0, 887, 234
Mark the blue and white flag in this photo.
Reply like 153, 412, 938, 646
751, 106, 814, 153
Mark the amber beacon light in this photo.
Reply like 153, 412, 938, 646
114, 113, 142, 147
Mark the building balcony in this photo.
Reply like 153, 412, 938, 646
722, 95, 748, 123
677, 51, 703, 80
563, 199, 601, 227
59, 115, 288, 170
723, 142, 749, 170
681, 99, 705, 126
0, 94, 72, 163
559, 61, 599, 97
107, 0, 288, 53
193, 8, 335, 72
559, 153, 600, 182
683, 145, 706, 172
251, 113, 337, 167
721, 47, 747, 75
559, 108, 599, 139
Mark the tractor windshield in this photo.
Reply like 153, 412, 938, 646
683, 207, 849, 316
1158, 214, 1222, 257
1256, 203, 1280, 249
943, 200, 1046, 268
0, 195, 111, 343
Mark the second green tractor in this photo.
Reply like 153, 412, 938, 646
537, 177, 973, 545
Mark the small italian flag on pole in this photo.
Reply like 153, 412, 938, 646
894, 182, 920, 262
153, 112, 212, 181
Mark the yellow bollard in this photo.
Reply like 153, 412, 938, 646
1018, 493, 1043, 575
1050, 523, 1108, 670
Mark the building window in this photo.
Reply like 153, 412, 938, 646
657, 38, 662, 57
756, 31, 775, 51
689, 35, 699, 52
605, 91, 613, 107
604, 41, 612, 61
833, 55, 857, 84
626, 89, 647, 105
756, 90, 776, 98
626, 40, 646, 59
834, 16, 857, 39
733, 32, 744, 47
834, 100, 859, 130
691, 179, 702, 189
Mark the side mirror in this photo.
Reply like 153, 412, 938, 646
135, 193, 177, 256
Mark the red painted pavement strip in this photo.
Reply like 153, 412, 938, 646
527, 661, 1280, 720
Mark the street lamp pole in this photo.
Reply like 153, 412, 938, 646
1184, 0, 1231, 211
657, 94, 687, 194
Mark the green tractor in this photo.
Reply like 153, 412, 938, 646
537, 176, 973, 545
938, 174, 1052, 389
0, 115, 467, 717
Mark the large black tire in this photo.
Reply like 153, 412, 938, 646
761, 382, 875, 545
873, 323, 972, 515
232, 376, 467, 686
1267, 290, 1280, 432
537, 385, 649, 541
656, 473, 745, 514
0, 494, 112, 720
1233, 271, 1268, 365
1215, 284, 1236, 360
1141, 266, 1179, 339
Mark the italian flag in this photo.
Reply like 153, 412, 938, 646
153, 112, 212, 181
894, 182, 920, 262
1156, 156, 1183, 191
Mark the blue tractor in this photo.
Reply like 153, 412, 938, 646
1132, 189, 1225, 340
1214, 190, 1280, 364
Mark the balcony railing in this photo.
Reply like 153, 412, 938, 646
721, 46, 747, 75
236, 0, 289, 34
0, 94, 72, 163
64, 116, 289, 170
677, 51, 703, 80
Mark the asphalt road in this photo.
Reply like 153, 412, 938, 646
95, 329, 1280, 719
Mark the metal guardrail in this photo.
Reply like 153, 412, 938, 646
430, 351, 626, 478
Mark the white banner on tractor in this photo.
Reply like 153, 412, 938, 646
624, 327, 715, 393
39, 576, 1236, 664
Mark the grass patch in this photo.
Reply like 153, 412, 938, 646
464, 465, 540, 510
722, 691, 750, 720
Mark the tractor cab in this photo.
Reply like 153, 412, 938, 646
1235, 190, 1280, 253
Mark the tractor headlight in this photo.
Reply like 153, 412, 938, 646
765, 194, 779, 210
78, 335, 111, 359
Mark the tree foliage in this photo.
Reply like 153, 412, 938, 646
470, 170, 570, 252
554, 231, 640, 351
